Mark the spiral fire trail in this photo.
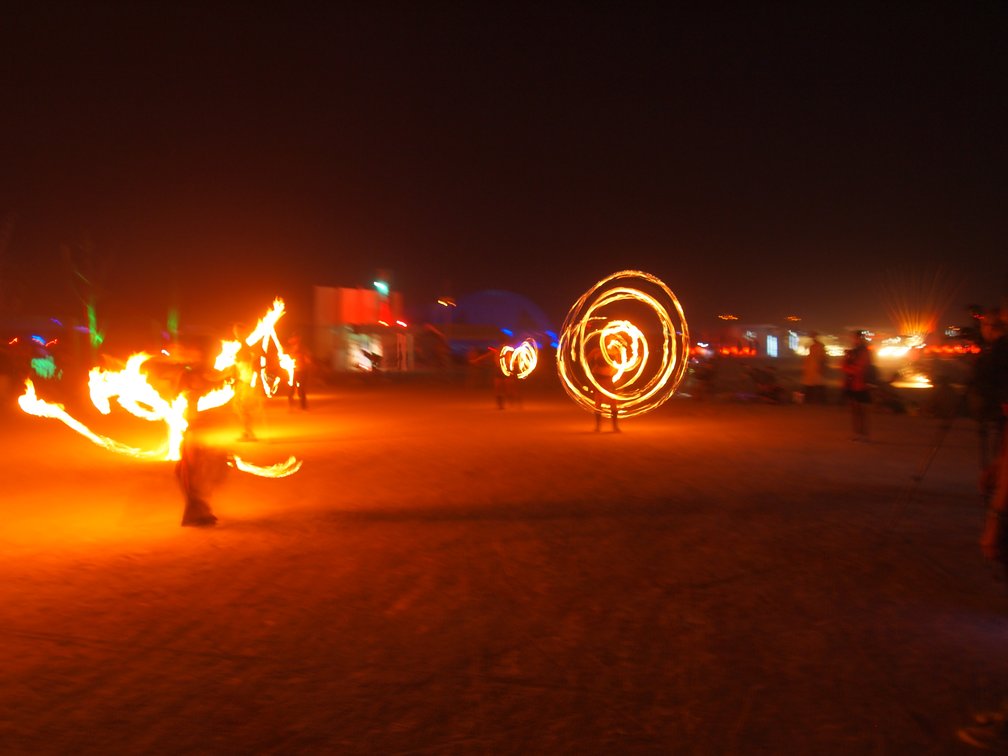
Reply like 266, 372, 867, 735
499, 338, 539, 380
556, 270, 689, 418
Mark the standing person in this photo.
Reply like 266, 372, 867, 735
979, 307, 1008, 571
969, 309, 1008, 483
175, 359, 227, 527
841, 330, 874, 441
176, 428, 228, 527
231, 323, 262, 441
587, 342, 619, 432
801, 331, 828, 404
286, 333, 309, 411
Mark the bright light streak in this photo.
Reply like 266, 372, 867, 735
499, 338, 539, 380
877, 345, 911, 358
88, 353, 189, 460
212, 298, 296, 396
18, 298, 305, 478
196, 383, 235, 411
18, 379, 164, 459
891, 373, 933, 389
556, 270, 689, 418
230, 455, 303, 478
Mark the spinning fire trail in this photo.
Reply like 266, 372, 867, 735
556, 270, 690, 419
498, 338, 540, 380
17, 298, 303, 479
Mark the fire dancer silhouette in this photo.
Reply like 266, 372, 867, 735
587, 342, 619, 432
231, 323, 262, 441
175, 362, 227, 527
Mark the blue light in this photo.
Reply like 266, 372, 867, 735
373, 280, 389, 296
500, 328, 513, 336
31, 334, 46, 346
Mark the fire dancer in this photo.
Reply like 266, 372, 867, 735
231, 323, 262, 441
176, 429, 228, 527
175, 363, 227, 527
588, 342, 619, 432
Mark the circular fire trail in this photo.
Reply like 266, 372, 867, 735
498, 338, 539, 380
556, 270, 689, 418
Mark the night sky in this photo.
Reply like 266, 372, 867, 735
2, 2, 1005, 337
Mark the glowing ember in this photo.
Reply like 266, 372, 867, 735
556, 270, 689, 418
499, 338, 539, 380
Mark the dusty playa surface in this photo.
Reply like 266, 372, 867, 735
1, 380, 1005, 753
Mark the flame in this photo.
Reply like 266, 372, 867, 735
88, 353, 189, 460
196, 383, 235, 412
18, 298, 304, 478
212, 298, 296, 396
599, 320, 646, 383
557, 270, 690, 418
499, 338, 539, 379
18, 378, 164, 459
230, 454, 303, 478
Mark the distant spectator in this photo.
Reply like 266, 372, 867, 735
841, 330, 874, 441
801, 332, 828, 404
979, 306, 1008, 577
968, 308, 1008, 478
286, 333, 309, 411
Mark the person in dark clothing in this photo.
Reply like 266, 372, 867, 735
841, 330, 874, 441
176, 433, 228, 527
969, 310, 1008, 479
175, 361, 229, 527
978, 307, 1008, 574
286, 334, 309, 410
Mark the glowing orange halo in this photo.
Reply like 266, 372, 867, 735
556, 270, 689, 418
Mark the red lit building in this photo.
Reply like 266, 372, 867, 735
313, 286, 414, 372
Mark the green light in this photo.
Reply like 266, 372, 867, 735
87, 303, 104, 348
167, 308, 179, 338
31, 355, 60, 380
373, 280, 389, 296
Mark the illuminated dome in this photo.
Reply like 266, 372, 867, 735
454, 290, 554, 334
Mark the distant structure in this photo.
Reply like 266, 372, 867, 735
313, 284, 413, 373
434, 289, 556, 356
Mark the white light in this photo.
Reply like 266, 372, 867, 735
766, 334, 778, 358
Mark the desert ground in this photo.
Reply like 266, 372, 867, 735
0, 370, 1005, 754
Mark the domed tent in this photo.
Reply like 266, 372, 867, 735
437, 290, 556, 355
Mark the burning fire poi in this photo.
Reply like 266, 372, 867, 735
556, 270, 690, 418
17, 299, 303, 478
498, 338, 539, 380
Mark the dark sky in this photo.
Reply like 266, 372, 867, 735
1, 2, 1005, 337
